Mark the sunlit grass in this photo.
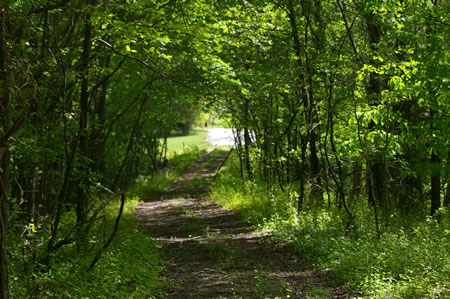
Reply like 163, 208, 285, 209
131, 147, 207, 197
210, 154, 450, 298
166, 128, 212, 155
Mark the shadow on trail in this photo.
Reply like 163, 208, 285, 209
136, 151, 347, 298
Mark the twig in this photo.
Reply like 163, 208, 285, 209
89, 193, 125, 269
49, 192, 125, 254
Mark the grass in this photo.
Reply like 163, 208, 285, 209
9, 197, 166, 298
166, 128, 212, 154
8, 126, 232, 298
131, 147, 207, 197
210, 152, 295, 224
210, 153, 450, 298
305, 287, 333, 298
133, 129, 230, 198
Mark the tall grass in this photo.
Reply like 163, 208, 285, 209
210, 154, 450, 298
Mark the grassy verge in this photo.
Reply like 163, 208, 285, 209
132, 128, 229, 197
166, 128, 211, 154
133, 127, 212, 197
130, 147, 207, 197
210, 153, 450, 298
9, 198, 165, 298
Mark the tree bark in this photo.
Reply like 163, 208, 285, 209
445, 148, 450, 208
90, 51, 113, 176
365, 11, 387, 212
243, 97, 253, 181
430, 152, 441, 216
0, 1, 10, 296
352, 163, 362, 197
76, 8, 92, 226
287, 0, 323, 202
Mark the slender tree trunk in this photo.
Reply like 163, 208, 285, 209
0, 2, 10, 296
365, 11, 387, 212
76, 8, 92, 226
304, 0, 324, 202
234, 128, 245, 180
113, 95, 148, 190
287, 0, 324, 202
430, 152, 441, 216
90, 52, 112, 176
243, 97, 253, 180
297, 132, 308, 213
445, 148, 450, 208
352, 163, 362, 197
425, 0, 443, 217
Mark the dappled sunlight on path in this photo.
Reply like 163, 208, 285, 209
136, 151, 347, 298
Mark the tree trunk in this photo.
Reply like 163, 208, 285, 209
430, 152, 441, 216
352, 163, 362, 197
445, 149, 450, 208
304, 0, 324, 202
90, 52, 112, 177
0, 2, 10, 296
243, 97, 253, 181
287, 0, 325, 203
365, 11, 387, 211
76, 9, 92, 226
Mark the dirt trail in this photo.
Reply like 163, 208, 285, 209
136, 151, 346, 298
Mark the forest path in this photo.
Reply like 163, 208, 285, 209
136, 150, 346, 298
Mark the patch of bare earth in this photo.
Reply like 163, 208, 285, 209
136, 151, 348, 298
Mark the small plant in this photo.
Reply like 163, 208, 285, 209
253, 269, 281, 296
131, 172, 177, 196
176, 207, 197, 217
184, 177, 206, 191
205, 241, 235, 264
130, 147, 207, 198
305, 287, 333, 298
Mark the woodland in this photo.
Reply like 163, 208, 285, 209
0, 0, 449, 298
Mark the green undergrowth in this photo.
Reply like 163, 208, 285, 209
9, 198, 165, 298
131, 147, 207, 197
210, 152, 295, 224
132, 127, 218, 197
210, 154, 450, 298
206, 146, 231, 167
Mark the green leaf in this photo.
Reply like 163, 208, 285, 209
161, 53, 172, 60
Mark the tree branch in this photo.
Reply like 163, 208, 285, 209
29, 0, 72, 14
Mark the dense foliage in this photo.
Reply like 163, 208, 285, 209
211, 153, 449, 297
0, 0, 448, 298
9, 198, 165, 298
